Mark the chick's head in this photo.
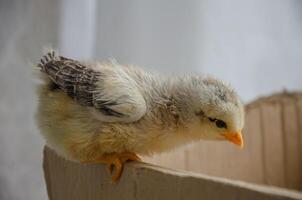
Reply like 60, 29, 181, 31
181, 77, 245, 148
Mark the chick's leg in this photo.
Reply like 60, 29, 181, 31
82, 152, 141, 182
104, 152, 141, 182
106, 152, 141, 174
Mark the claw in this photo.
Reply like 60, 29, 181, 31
82, 152, 141, 182
106, 163, 113, 174
119, 152, 141, 163
110, 159, 123, 182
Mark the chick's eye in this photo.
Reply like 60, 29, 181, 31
215, 120, 227, 129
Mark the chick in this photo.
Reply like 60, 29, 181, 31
36, 51, 244, 181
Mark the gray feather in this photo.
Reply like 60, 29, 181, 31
38, 51, 100, 107
38, 51, 128, 118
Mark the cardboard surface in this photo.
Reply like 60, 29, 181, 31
44, 147, 302, 200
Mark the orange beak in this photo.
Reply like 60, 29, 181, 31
221, 131, 244, 148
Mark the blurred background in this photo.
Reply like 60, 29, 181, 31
0, 0, 302, 199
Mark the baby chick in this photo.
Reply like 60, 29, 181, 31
36, 51, 244, 181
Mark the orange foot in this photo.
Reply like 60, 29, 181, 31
82, 152, 141, 182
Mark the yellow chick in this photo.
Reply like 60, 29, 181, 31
36, 51, 244, 181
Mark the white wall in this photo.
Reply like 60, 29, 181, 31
59, 0, 96, 59
0, 0, 60, 199
94, 0, 204, 74
198, 0, 302, 102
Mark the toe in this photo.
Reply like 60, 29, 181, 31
106, 163, 114, 174
120, 152, 141, 163
111, 159, 123, 182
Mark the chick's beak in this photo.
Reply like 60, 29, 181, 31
221, 131, 244, 148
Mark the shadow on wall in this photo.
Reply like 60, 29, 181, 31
0, 175, 12, 200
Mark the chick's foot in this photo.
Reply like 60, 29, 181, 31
82, 152, 141, 182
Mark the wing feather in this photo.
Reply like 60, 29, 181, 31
38, 52, 100, 107
38, 51, 146, 122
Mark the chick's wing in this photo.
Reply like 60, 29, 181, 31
38, 51, 146, 123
